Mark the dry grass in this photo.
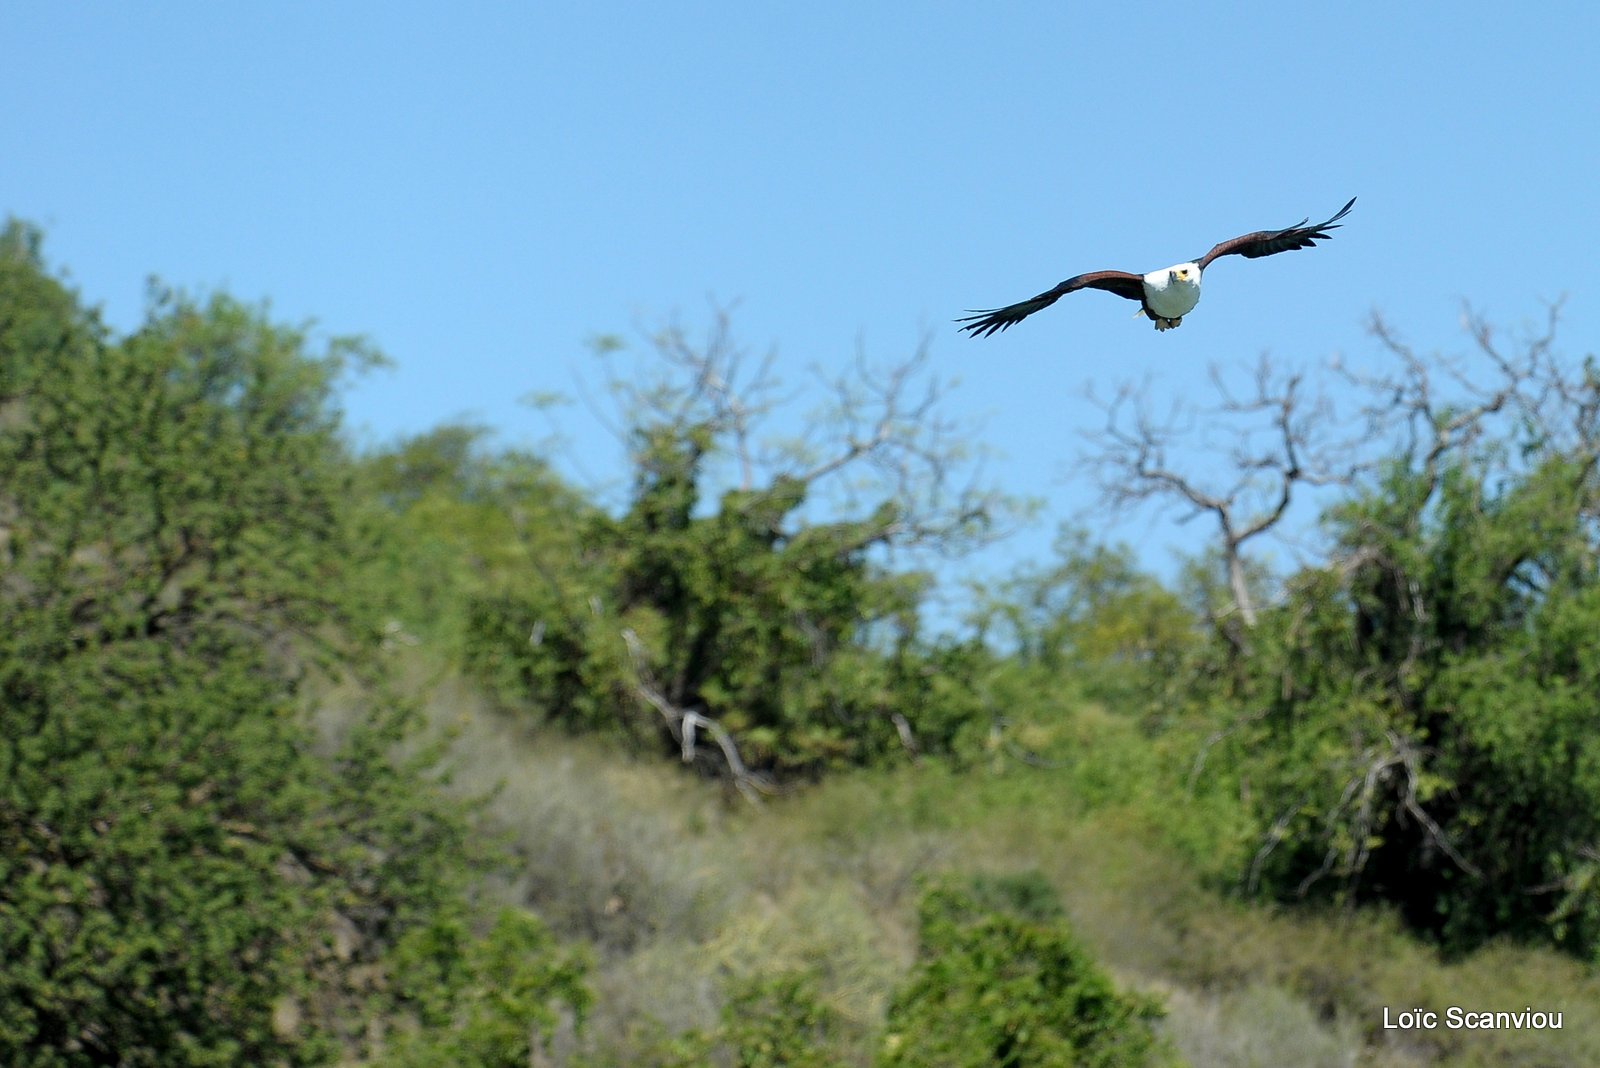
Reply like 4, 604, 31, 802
321, 660, 1600, 1067
1157, 982, 1369, 1068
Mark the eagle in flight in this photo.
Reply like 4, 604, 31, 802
957, 197, 1355, 336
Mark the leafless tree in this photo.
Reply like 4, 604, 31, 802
1084, 354, 1364, 647
1345, 301, 1597, 493
1133, 302, 1600, 902
1083, 300, 1597, 645
592, 307, 1017, 557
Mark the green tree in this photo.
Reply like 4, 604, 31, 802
357, 421, 611, 696
1235, 452, 1600, 953
0, 221, 482, 1063
973, 527, 1199, 712
459, 316, 1008, 788
1170, 311, 1600, 955
648, 967, 846, 1068
879, 874, 1178, 1068
1081, 304, 1600, 955
383, 909, 590, 1068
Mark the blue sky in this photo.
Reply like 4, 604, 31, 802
6, 3, 1598, 611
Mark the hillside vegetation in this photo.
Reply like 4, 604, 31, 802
4, 219, 1599, 1065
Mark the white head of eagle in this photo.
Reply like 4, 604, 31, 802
957, 197, 1354, 337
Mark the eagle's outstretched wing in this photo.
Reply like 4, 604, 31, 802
1196, 197, 1356, 270
957, 270, 1145, 337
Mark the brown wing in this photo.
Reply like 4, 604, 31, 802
956, 270, 1145, 337
1195, 197, 1356, 270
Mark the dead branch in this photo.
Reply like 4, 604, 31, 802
620, 627, 775, 803
1288, 729, 1482, 899
1247, 800, 1305, 896
790, 335, 1008, 555
889, 711, 920, 760
1085, 306, 1599, 642
595, 314, 1009, 558
1085, 355, 1360, 637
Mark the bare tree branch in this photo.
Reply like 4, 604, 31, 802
1084, 305, 1599, 645
1084, 355, 1360, 639
1115, 306, 1600, 912
620, 627, 775, 804
591, 312, 1012, 558
1287, 729, 1483, 900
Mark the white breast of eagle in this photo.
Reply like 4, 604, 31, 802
1141, 263, 1202, 319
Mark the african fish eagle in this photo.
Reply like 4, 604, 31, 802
957, 197, 1356, 336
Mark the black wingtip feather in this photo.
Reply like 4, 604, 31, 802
955, 310, 1014, 338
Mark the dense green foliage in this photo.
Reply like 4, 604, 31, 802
0, 222, 581, 1064
383, 909, 591, 1067
7, 217, 1600, 1065
373, 416, 958, 780
635, 874, 1177, 1068
450, 392, 988, 781
645, 967, 848, 1068
880, 873, 1177, 1068
1217, 447, 1600, 953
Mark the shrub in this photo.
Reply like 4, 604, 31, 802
383, 909, 591, 1068
878, 874, 1180, 1067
